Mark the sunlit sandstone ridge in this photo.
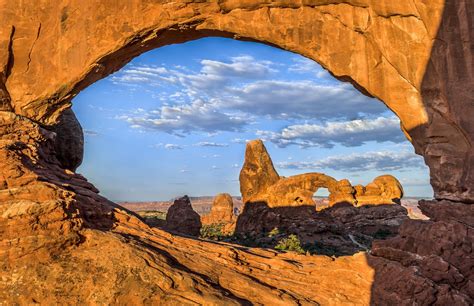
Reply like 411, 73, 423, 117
239, 139, 404, 208
0, 1, 472, 304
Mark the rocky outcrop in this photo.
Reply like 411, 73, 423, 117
201, 193, 235, 225
235, 201, 409, 256
201, 193, 237, 235
239, 140, 280, 205
240, 140, 341, 207
165, 196, 201, 236
370, 200, 474, 304
328, 179, 357, 206
240, 140, 403, 208
0, 1, 472, 304
50, 109, 84, 171
355, 175, 404, 206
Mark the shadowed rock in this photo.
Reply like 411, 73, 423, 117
165, 195, 201, 236
235, 201, 409, 256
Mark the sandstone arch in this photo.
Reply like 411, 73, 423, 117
240, 139, 358, 208
0, 0, 471, 202
0, 1, 472, 304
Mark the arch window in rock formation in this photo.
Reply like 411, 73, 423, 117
2, 2, 472, 304
72, 37, 432, 203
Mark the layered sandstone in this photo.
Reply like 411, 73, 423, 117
0, 0, 472, 304
240, 140, 341, 207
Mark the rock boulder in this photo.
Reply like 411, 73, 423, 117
202, 193, 236, 225
165, 196, 201, 236
355, 175, 404, 206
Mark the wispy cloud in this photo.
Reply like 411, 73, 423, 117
221, 80, 386, 120
194, 142, 229, 147
289, 57, 330, 79
277, 150, 427, 172
153, 143, 185, 150
84, 129, 99, 137
113, 55, 390, 137
118, 100, 246, 135
258, 116, 404, 148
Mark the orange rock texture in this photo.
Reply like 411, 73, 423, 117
240, 140, 402, 208
354, 175, 404, 206
202, 193, 236, 224
0, 0, 472, 304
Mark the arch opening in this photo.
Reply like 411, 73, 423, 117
71, 37, 432, 253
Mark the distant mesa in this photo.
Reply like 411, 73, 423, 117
240, 139, 403, 209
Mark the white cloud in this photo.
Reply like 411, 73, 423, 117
153, 143, 185, 150
221, 80, 386, 120
165, 144, 184, 150
112, 56, 275, 91
119, 100, 246, 135
289, 57, 330, 79
231, 138, 249, 144
113, 55, 396, 141
194, 142, 229, 147
277, 150, 427, 172
258, 116, 405, 148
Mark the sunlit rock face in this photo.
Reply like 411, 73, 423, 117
202, 193, 236, 224
240, 139, 403, 208
354, 175, 404, 206
0, 1, 472, 304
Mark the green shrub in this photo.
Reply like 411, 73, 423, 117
274, 234, 305, 254
200, 223, 230, 241
138, 210, 167, 220
268, 227, 280, 238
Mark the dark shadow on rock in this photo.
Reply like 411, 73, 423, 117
368, 2, 474, 303
234, 201, 408, 257
164, 195, 202, 237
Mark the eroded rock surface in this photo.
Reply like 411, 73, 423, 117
201, 193, 237, 235
240, 140, 341, 207
355, 175, 404, 206
165, 195, 201, 237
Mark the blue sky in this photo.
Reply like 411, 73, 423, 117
73, 37, 433, 201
